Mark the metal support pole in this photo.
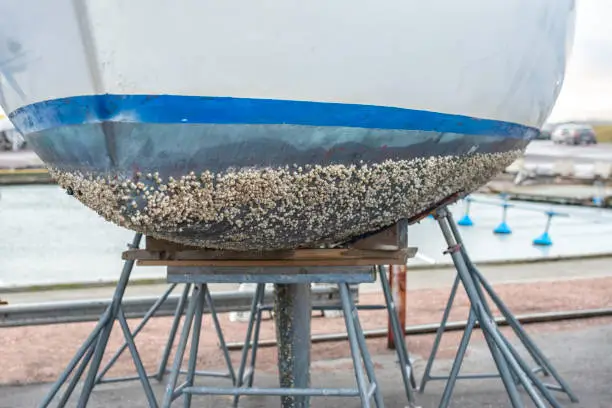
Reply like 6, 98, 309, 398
418, 275, 461, 393
204, 286, 237, 385
274, 283, 312, 408
339, 283, 378, 408
156, 283, 192, 382
233, 283, 266, 407
377, 266, 417, 406
448, 210, 577, 402
436, 213, 531, 407
76, 233, 143, 408
116, 308, 159, 408
246, 287, 265, 389
161, 284, 200, 408
230, 267, 416, 407
419, 208, 578, 407
471, 267, 579, 402
55, 345, 97, 408
183, 285, 206, 408
443, 213, 525, 406
96, 283, 179, 384
437, 208, 575, 408
438, 309, 478, 407
163, 266, 379, 406
37, 233, 143, 408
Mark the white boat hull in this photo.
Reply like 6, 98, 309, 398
0, 0, 576, 250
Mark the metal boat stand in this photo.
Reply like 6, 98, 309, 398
92, 281, 236, 389
162, 265, 384, 408
419, 207, 578, 408
116, 222, 414, 407
36, 233, 236, 408
232, 264, 418, 408
36, 233, 159, 408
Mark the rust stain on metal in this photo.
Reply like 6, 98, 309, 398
387, 264, 407, 350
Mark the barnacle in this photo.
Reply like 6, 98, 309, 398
49, 150, 521, 251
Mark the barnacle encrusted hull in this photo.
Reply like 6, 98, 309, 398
49, 149, 522, 250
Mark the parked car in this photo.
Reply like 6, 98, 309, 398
551, 123, 597, 145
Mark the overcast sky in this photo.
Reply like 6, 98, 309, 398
1, 1, 610, 124
548, 0, 612, 122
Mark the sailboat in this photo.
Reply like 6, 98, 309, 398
0, 0, 576, 250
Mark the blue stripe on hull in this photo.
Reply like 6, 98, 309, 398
9, 94, 539, 139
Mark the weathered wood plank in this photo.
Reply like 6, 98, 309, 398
136, 256, 407, 267
350, 219, 408, 250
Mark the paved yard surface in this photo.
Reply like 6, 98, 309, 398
1, 269, 611, 407
0, 319, 611, 407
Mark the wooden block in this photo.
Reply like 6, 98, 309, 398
137, 256, 407, 267
145, 236, 198, 252
350, 219, 408, 251
124, 247, 411, 266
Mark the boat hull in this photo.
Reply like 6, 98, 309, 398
11, 94, 527, 250
0, 0, 576, 250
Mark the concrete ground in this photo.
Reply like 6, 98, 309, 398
1, 320, 610, 408
0, 151, 42, 169
524, 140, 612, 165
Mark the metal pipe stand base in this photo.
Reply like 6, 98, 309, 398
419, 207, 579, 408
233, 266, 418, 408
35, 233, 160, 408
162, 265, 384, 408
35, 233, 236, 408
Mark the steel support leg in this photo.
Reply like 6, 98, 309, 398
183, 285, 206, 408
447, 209, 578, 403
204, 286, 237, 385
55, 344, 97, 408
420, 248, 532, 398
156, 283, 192, 382
116, 308, 159, 408
340, 282, 385, 408
472, 267, 579, 402
438, 309, 479, 407
37, 233, 143, 408
433, 207, 572, 408
377, 266, 418, 406
437, 213, 532, 407
161, 284, 201, 408
165, 267, 380, 406
232, 283, 266, 407
448, 214, 550, 377
246, 286, 265, 389
443, 225, 525, 408
95, 283, 179, 384
274, 283, 312, 408
419, 274, 461, 393
159, 283, 238, 408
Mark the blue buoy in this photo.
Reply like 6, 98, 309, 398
533, 210, 557, 246
458, 214, 473, 226
593, 196, 603, 207
493, 200, 513, 235
533, 231, 553, 246
494, 221, 512, 234
457, 196, 474, 226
